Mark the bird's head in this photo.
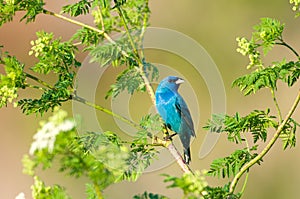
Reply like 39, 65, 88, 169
157, 76, 184, 92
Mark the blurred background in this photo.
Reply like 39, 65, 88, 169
1, 0, 300, 198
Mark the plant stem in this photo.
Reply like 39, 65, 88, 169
94, 183, 103, 199
229, 90, 300, 194
72, 94, 142, 130
276, 41, 299, 58
25, 72, 54, 89
240, 172, 249, 196
116, 6, 140, 60
270, 88, 282, 122
115, 6, 156, 104
42, 9, 116, 46
167, 143, 193, 173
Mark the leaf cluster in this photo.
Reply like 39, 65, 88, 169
233, 60, 300, 96
22, 109, 156, 197
236, 18, 285, 69
29, 31, 81, 74
133, 191, 168, 199
31, 176, 71, 199
163, 171, 240, 199
0, 30, 82, 115
207, 146, 259, 178
0, 0, 45, 25
0, 55, 25, 107
280, 118, 300, 149
120, 114, 162, 181
205, 109, 277, 144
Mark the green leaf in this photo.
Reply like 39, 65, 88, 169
253, 18, 284, 55
31, 176, 71, 199
61, 0, 91, 17
163, 170, 208, 198
106, 68, 145, 99
207, 146, 259, 178
232, 67, 280, 95
205, 110, 277, 144
203, 184, 240, 199
30, 31, 80, 74
280, 118, 300, 149
133, 191, 169, 199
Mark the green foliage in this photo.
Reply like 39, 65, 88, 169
164, 171, 208, 198
0, 55, 26, 107
133, 191, 168, 199
236, 18, 285, 69
85, 183, 98, 199
0, 0, 45, 26
106, 67, 146, 98
204, 184, 240, 199
29, 31, 81, 74
207, 146, 259, 178
280, 118, 300, 149
233, 60, 300, 95
61, 0, 91, 17
31, 176, 71, 199
253, 18, 284, 55
163, 171, 240, 199
204, 109, 277, 144
89, 35, 132, 67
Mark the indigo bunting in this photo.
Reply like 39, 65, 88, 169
155, 76, 196, 164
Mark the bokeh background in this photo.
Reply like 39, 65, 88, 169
1, 0, 300, 198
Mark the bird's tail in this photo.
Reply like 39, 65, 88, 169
183, 147, 191, 164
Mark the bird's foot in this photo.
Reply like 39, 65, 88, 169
163, 133, 177, 141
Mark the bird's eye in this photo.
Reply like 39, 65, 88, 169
168, 79, 176, 83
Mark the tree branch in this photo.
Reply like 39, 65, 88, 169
276, 40, 299, 58
229, 89, 300, 193
71, 94, 142, 130
270, 88, 282, 122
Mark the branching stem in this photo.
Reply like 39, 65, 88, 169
276, 40, 299, 58
25, 72, 54, 89
229, 90, 300, 194
72, 94, 142, 130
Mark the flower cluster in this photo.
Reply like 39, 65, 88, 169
29, 108, 75, 155
29, 32, 53, 57
290, 0, 300, 11
236, 37, 262, 69
0, 85, 17, 107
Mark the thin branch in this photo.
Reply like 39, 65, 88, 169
42, 9, 116, 46
24, 83, 46, 91
96, 5, 105, 32
25, 72, 54, 89
270, 88, 282, 122
94, 183, 104, 199
115, 6, 140, 60
167, 143, 194, 173
276, 40, 299, 58
229, 90, 300, 194
72, 94, 142, 130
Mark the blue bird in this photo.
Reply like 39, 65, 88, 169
155, 76, 196, 164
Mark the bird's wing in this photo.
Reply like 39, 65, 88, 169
175, 96, 196, 137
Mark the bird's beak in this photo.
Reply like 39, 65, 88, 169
175, 78, 184, 84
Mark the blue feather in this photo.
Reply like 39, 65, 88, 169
155, 76, 196, 164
